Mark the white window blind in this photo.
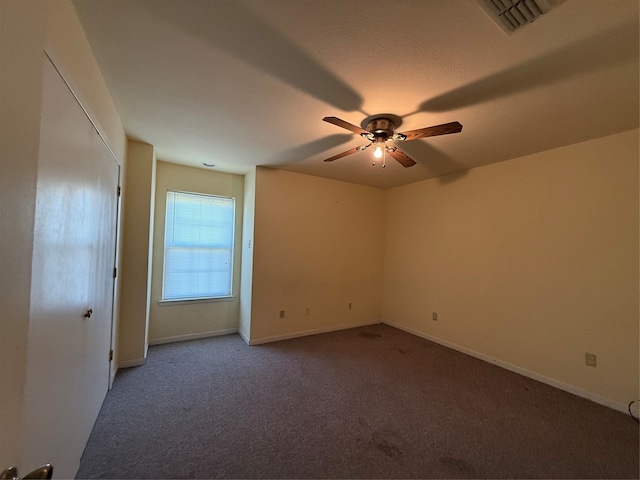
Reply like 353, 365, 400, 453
162, 191, 235, 301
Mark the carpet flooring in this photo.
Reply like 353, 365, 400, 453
76, 324, 639, 479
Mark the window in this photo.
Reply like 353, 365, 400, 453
162, 191, 235, 301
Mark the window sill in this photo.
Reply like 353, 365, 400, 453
158, 296, 235, 306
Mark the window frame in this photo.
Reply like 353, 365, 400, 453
160, 190, 236, 303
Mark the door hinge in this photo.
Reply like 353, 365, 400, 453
109, 349, 114, 362
117, 185, 121, 197
113, 267, 117, 278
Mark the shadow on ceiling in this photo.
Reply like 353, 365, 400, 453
137, 0, 367, 116
267, 134, 353, 166
403, 21, 639, 117
399, 141, 468, 185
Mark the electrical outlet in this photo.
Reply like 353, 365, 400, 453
279, 310, 285, 318
305, 307, 310, 315
585, 353, 597, 367
432, 312, 438, 321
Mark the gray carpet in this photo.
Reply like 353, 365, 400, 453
77, 324, 639, 479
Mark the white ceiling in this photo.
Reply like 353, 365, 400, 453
73, 0, 639, 189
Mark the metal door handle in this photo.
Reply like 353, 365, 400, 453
83, 308, 93, 318
23, 465, 53, 480
1, 465, 53, 480
0, 467, 16, 480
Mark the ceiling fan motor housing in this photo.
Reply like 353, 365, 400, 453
365, 117, 395, 139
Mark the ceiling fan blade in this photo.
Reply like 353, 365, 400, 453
323, 116, 369, 136
322, 146, 362, 162
388, 147, 417, 168
398, 121, 463, 141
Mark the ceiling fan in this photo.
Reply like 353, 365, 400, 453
322, 115, 463, 168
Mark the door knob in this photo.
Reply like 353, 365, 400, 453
83, 308, 93, 318
1, 465, 52, 480
23, 465, 53, 480
0, 467, 17, 480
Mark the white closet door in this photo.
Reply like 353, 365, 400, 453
21, 56, 119, 479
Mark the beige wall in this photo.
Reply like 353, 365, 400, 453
250, 168, 385, 343
149, 162, 244, 342
0, 0, 126, 472
44, 0, 126, 160
118, 141, 156, 364
383, 129, 639, 409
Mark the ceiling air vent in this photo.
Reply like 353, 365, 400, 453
475, 0, 553, 33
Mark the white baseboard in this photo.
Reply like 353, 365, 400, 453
149, 328, 238, 346
249, 319, 381, 346
110, 365, 118, 387
238, 328, 250, 345
383, 320, 629, 414
119, 357, 146, 368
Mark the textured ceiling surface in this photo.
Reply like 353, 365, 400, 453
73, 0, 639, 189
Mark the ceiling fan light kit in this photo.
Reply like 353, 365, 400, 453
322, 115, 463, 168
372, 137, 386, 167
